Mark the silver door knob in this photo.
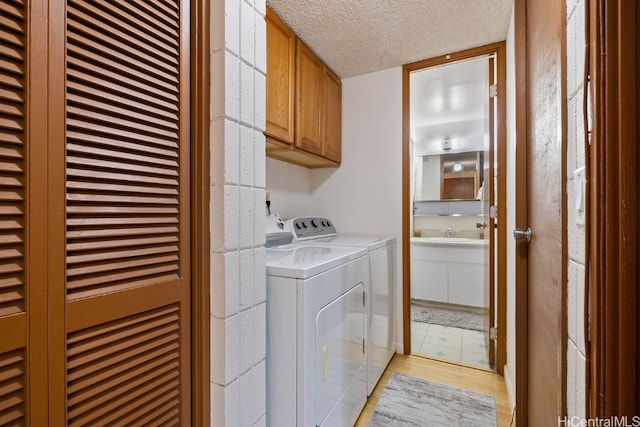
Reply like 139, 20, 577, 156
513, 227, 532, 242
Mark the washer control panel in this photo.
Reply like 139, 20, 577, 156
287, 217, 337, 241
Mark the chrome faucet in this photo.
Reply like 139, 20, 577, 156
445, 226, 456, 238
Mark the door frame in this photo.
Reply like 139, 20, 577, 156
401, 41, 508, 374
514, 1, 529, 424
587, 0, 640, 416
191, 0, 211, 425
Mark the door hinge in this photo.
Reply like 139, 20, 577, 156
489, 205, 498, 219
363, 292, 365, 306
489, 84, 498, 98
490, 327, 498, 340
363, 339, 365, 354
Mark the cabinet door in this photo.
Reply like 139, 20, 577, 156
411, 260, 448, 303
323, 67, 341, 162
448, 264, 484, 307
265, 7, 295, 145
295, 40, 324, 155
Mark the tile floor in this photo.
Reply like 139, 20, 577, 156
411, 321, 491, 369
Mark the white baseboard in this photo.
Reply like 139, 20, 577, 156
504, 363, 516, 412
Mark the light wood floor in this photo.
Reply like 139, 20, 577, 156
355, 354, 514, 426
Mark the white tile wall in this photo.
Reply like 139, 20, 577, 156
566, 0, 587, 419
211, 0, 267, 425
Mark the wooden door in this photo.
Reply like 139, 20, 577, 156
515, 0, 566, 424
265, 6, 295, 146
295, 39, 324, 155
484, 56, 496, 368
60, 0, 191, 424
323, 66, 341, 163
0, 0, 192, 424
0, 1, 48, 424
402, 43, 507, 373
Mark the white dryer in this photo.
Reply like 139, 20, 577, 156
265, 242, 369, 427
286, 217, 396, 396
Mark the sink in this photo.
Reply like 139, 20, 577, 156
425, 237, 474, 243
410, 236, 485, 245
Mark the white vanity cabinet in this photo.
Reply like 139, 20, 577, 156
410, 238, 486, 307
411, 260, 448, 302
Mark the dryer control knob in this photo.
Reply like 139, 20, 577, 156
311, 219, 318, 227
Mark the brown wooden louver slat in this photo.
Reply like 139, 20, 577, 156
0, 0, 26, 424
65, 0, 182, 299
66, 305, 181, 425
0, 349, 25, 425
0, 0, 24, 319
64, 0, 189, 424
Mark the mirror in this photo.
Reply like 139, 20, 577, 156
414, 150, 484, 201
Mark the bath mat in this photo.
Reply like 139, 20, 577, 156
367, 372, 497, 427
411, 303, 484, 331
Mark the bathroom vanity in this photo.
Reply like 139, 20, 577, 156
410, 237, 487, 307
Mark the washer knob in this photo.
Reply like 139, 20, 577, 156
311, 219, 318, 227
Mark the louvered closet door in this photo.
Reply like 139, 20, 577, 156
0, 1, 46, 425
0, 0, 27, 422
64, 1, 190, 425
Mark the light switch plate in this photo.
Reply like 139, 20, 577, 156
574, 167, 586, 225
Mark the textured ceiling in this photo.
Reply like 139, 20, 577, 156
267, 0, 514, 78
411, 57, 489, 156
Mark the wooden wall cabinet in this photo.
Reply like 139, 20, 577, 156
265, 7, 341, 168
265, 7, 295, 145
323, 66, 342, 163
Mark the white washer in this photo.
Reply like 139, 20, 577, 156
285, 217, 396, 396
265, 242, 369, 427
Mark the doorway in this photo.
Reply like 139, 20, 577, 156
402, 42, 507, 373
